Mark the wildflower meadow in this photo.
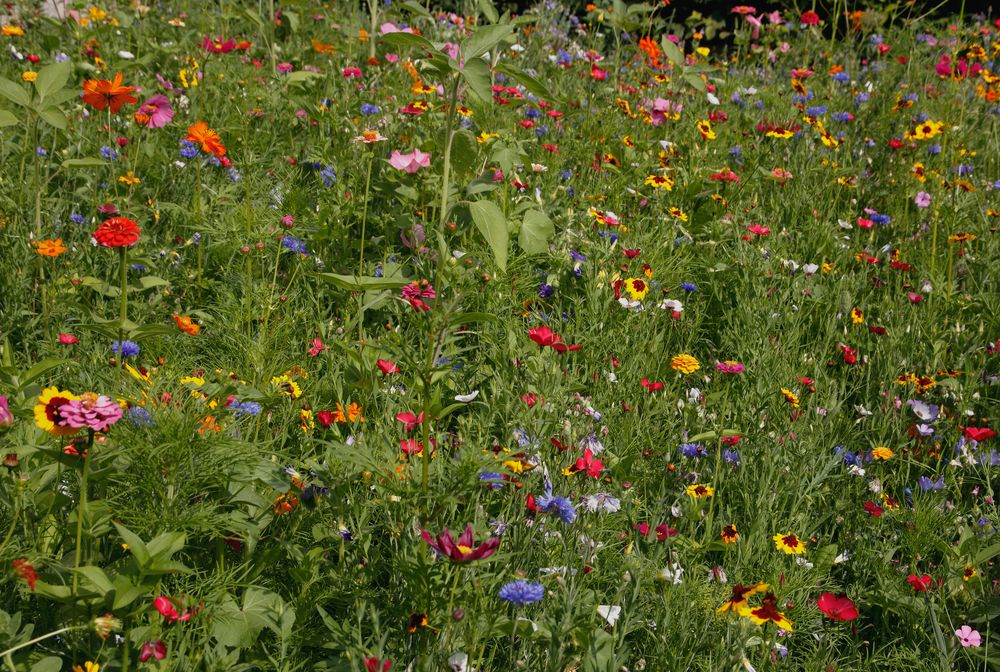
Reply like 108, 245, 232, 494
0, 0, 998, 670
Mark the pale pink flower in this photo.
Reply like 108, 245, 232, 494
136, 95, 174, 128
388, 149, 431, 174
955, 625, 981, 648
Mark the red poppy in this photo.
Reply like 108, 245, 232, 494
622, 248, 642, 259
93, 217, 141, 248
641, 378, 664, 392
816, 592, 858, 621
863, 500, 883, 517
907, 574, 935, 592
12, 558, 38, 591
529, 326, 561, 347
376, 359, 399, 375
800, 10, 821, 25
59, 333, 79, 345
574, 448, 604, 478
962, 426, 996, 442
316, 410, 335, 428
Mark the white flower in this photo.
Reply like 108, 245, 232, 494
706, 92, 720, 105
657, 564, 684, 584
597, 605, 622, 627
118, 50, 135, 59
455, 390, 479, 403
448, 652, 471, 672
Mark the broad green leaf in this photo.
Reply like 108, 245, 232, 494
0, 109, 18, 127
138, 275, 169, 289
451, 128, 478, 175
111, 575, 148, 609
469, 200, 508, 271
462, 23, 512, 60
33, 60, 73, 100
38, 106, 67, 130
21, 358, 75, 389
283, 10, 299, 32
460, 57, 492, 104
315, 273, 409, 292
660, 37, 684, 67
147, 531, 186, 561
401, 0, 432, 19
478, 0, 499, 23
284, 70, 319, 85
518, 209, 554, 255
114, 522, 151, 566
381, 31, 436, 52
685, 72, 707, 92
30, 657, 62, 672
493, 64, 555, 103
129, 324, 175, 340
0, 77, 30, 107
73, 565, 114, 596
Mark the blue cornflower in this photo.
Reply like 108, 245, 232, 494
539, 284, 554, 298
914, 112, 930, 123
869, 34, 883, 45
36, 147, 47, 157
805, 106, 827, 117
723, 448, 740, 465
479, 472, 505, 490
729, 145, 742, 158
535, 126, 548, 137
70, 213, 85, 225
536, 473, 576, 524
680, 282, 697, 292
282, 236, 309, 255
321, 165, 337, 186
524, 108, 540, 119
679, 443, 704, 458
871, 213, 891, 225
128, 407, 155, 427
112, 340, 140, 358
498, 580, 544, 605
927, 143, 941, 155
179, 140, 200, 159
232, 401, 262, 417
954, 164, 974, 176
560, 168, 573, 181
754, 100, 765, 110
832, 111, 852, 122
360, 103, 380, 115
191, 232, 202, 245
731, 92, 744, 107
918, 475, 945, 491
100, 146, 118, 161
833, 71, 851, 83
570, 250, 587, 263
556, 49, 572, 66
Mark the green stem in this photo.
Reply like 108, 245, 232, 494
118, 246, 128, 383
0, 626, 84, 659
71, 430, 96, 599
358, 151, 375, 347
436, 74, 462, 249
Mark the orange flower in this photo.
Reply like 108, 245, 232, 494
173, 313, 200, 335
34, 238, 67, 257
81, 72, 137, 113
185, 121, 226, 158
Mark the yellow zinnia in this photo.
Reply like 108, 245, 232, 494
671, 354, 700, 374
34, 387, 80, 436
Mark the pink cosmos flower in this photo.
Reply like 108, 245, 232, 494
136, 95, 174, 128
0, 395, 12, 428
388, 149, 431, 174
379, 22, 415, 34
745, 14, 763, 40
58, 393, 123, 432
395, 411, 424, 432
955, 625, 981, 648
649, 98, 683, 126
914, 191, 931, 208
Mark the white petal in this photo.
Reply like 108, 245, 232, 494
455, 390, 479, 403
597, 605, 622, 626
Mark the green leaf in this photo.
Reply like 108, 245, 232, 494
493, 64, 555, 103
37, 106, 67, 130
684, 72, 707, 92
315, 273, 409, 292
0, 77, 30, 107
33, 60, 73, 101
283, 9, 299, 32
21, 358, 75, 389
451, 129, 478, 175
660, 37, 684, 67
400, 0, 432, 19
147, 531, 187, 562
284, 70, 319, 86
478, 0, 499, 23
518, 209, 554, 254
111, 575, 147, 609
61, 158, 107, 169
460, 58, 492, 104
30, 657, 63, 672
469, 200, 509, 271
462, 23, 512, 60
73, 565, 114, 596
0, 109, 18, 127
128, 324, 175, 340
114, 522, 151, 566
138, 276, 169, 289
381, 31, 436, 53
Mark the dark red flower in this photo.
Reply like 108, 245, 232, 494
93, 217, 140, 248
962, 426, 996, 442
364, 658, 391, 672
139, 640, 167, 662
800, 10, 820, 25
907, 574, 934, 592
377, 359, 399, 375
655, 524, 677, 541
420, 524, 499, 563
529, 326, 562, 347
863, 500, 883, 517
816, 592, 858, 621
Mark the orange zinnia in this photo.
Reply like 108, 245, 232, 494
173, 313, 200, 335
185, 121, 226, 158
81, 73, 137, 113
34, 238, 67, 257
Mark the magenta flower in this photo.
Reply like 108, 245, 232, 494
914, 191, 931, 208
0, 395, 13, 428
956, 625, 981, 648
139, 640, 167, 662
137, 95, 174, 128
649, 98, 683, 126
57, 393, 123, 432
401, 280, 435, 301
421, 524, 500, 563
716, 361, 746, 374
388, 149, 432, 174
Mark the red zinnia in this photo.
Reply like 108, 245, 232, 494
907, 574, 935, 592
800, 10, 820, 25
93, 217, 140, 248
816, 592, 858, 621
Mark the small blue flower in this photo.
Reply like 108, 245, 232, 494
833, 71, 851, 84
70, 213, 85, 225
723, 448, 740, 465
128, 407, 155, 427
360, 103, 380, 115
282, 236, 309, 255
832, 111, 852, 122
232, 401, 262, 417
111, 340, 140, 358
498, 580, 544, 605
539, 284, 554, 298
927, 143, 941, 155
479, 472, 505, 490
679, 443, 704, 458
805, 106, 827, 117
179, 140, 200, 159
321, 165, 337, 187
36, 147, 47, 157
680, 282, 697, 292
100, 146, 118, 161
917, 475, 945, 491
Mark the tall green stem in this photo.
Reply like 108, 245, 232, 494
358, 151, 375, 346
71, 430, 95, 599
118, 246, 128, 382
436, 75, 462, 247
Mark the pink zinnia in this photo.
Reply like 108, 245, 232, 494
57, 393, 123, 432
716, 361, 745, 374
401, 280, 435, 300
